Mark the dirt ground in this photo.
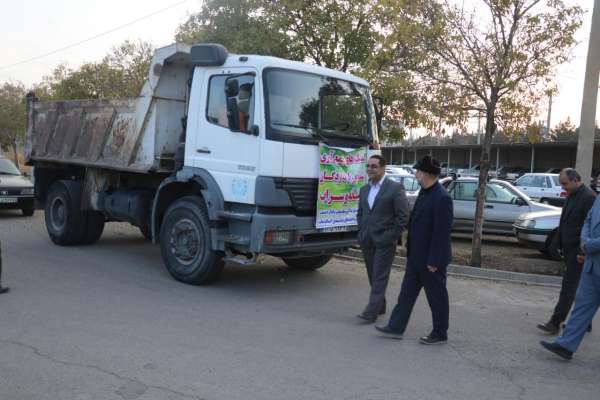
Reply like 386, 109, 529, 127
389, 232, 564, 275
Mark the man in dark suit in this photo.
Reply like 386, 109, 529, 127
356, 155, 409, 323
376, 156, 453, 344
537, 168, 595, 334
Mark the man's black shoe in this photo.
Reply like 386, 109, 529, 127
587, 324, 592, 333
540, 341, 572, 360
419, 335, 447, 345
0, 286, 9, 294
537, 321, 560, 335
356, 313, 377, 324
375, 325, 403, 339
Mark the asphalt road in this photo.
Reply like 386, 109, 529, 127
1, 211, 599, 400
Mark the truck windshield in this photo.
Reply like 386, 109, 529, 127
264, 68, 376, 145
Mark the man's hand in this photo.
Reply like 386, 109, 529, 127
427, 265, 438, 273
577, 255, 585, 264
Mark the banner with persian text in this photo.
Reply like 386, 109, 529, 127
316, 143, 368, 230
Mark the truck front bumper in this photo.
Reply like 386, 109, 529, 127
249, 212, 358, 256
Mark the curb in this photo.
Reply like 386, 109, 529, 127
336, 248, 562, 288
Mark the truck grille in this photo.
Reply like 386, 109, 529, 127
273, 178, 318, 213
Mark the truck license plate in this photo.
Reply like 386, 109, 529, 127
0, 197, 17, 204
319, 225, 356, 233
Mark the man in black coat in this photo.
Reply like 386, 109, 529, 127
537, 168, 595, 334
356, 155, 409, 323
376, 156, 453, 344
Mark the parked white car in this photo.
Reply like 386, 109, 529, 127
514, 173, 566, 206
386, 166, 412, 176
388, 164, 415, 175
387, 174, 420, 208
513, 209, 562, 260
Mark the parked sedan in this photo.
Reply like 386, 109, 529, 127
445, 177, 557, 235
513, 209, 562, 260
514, 173, 566, 206
497, 166, 527, 182
0, 156, 35, 216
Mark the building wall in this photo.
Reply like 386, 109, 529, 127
385, 144, 600, 173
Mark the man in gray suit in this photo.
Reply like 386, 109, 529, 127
356, 155, 409, 323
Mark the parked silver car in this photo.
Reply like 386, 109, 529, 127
513, 209, 562, 260
445, 177, 558, 235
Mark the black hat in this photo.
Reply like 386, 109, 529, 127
414, 155, 441, 175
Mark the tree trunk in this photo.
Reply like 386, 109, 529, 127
471, 102, 497, 267
10, 139, 19, 171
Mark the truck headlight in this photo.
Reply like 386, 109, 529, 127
264, 230, 295, 245
21, 188, 34, 195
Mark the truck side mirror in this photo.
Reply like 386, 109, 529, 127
225, 78, 239, 97
225, 77, 241, 131
226, 97, 240, 131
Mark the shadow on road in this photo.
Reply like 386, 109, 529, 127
0, 210, 34, 220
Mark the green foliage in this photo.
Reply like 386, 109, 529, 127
0, 81, 27, 167
398, 0, 583, 138
175, 0, 291, 57
174, 0, 423, 142
40, 40, 154, 100
551, 117, 577, 141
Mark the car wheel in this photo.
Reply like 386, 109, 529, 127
540, 198, 551, 205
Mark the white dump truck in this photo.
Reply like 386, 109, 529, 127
26, 43, 380, 284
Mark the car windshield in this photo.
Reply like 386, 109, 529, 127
264, 69, 376, 144
0, 158, 21, 175
500, 182, 531, 201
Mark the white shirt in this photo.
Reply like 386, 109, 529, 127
368, 175, 386, 210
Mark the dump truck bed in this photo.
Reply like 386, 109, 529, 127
26, 43, 192, 173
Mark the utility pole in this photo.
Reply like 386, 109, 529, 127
576, 0, 600, 180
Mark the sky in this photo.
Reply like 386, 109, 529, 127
0, 0, 595, 132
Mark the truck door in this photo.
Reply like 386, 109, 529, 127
190, 68, 261, 205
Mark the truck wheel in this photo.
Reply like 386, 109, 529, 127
283, 255, 333, 271
45, 182, 86, 246
22, 208, 34, 217
544, 229, 561, 261
82, 211, 105, 244
159, 196, 224, 285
